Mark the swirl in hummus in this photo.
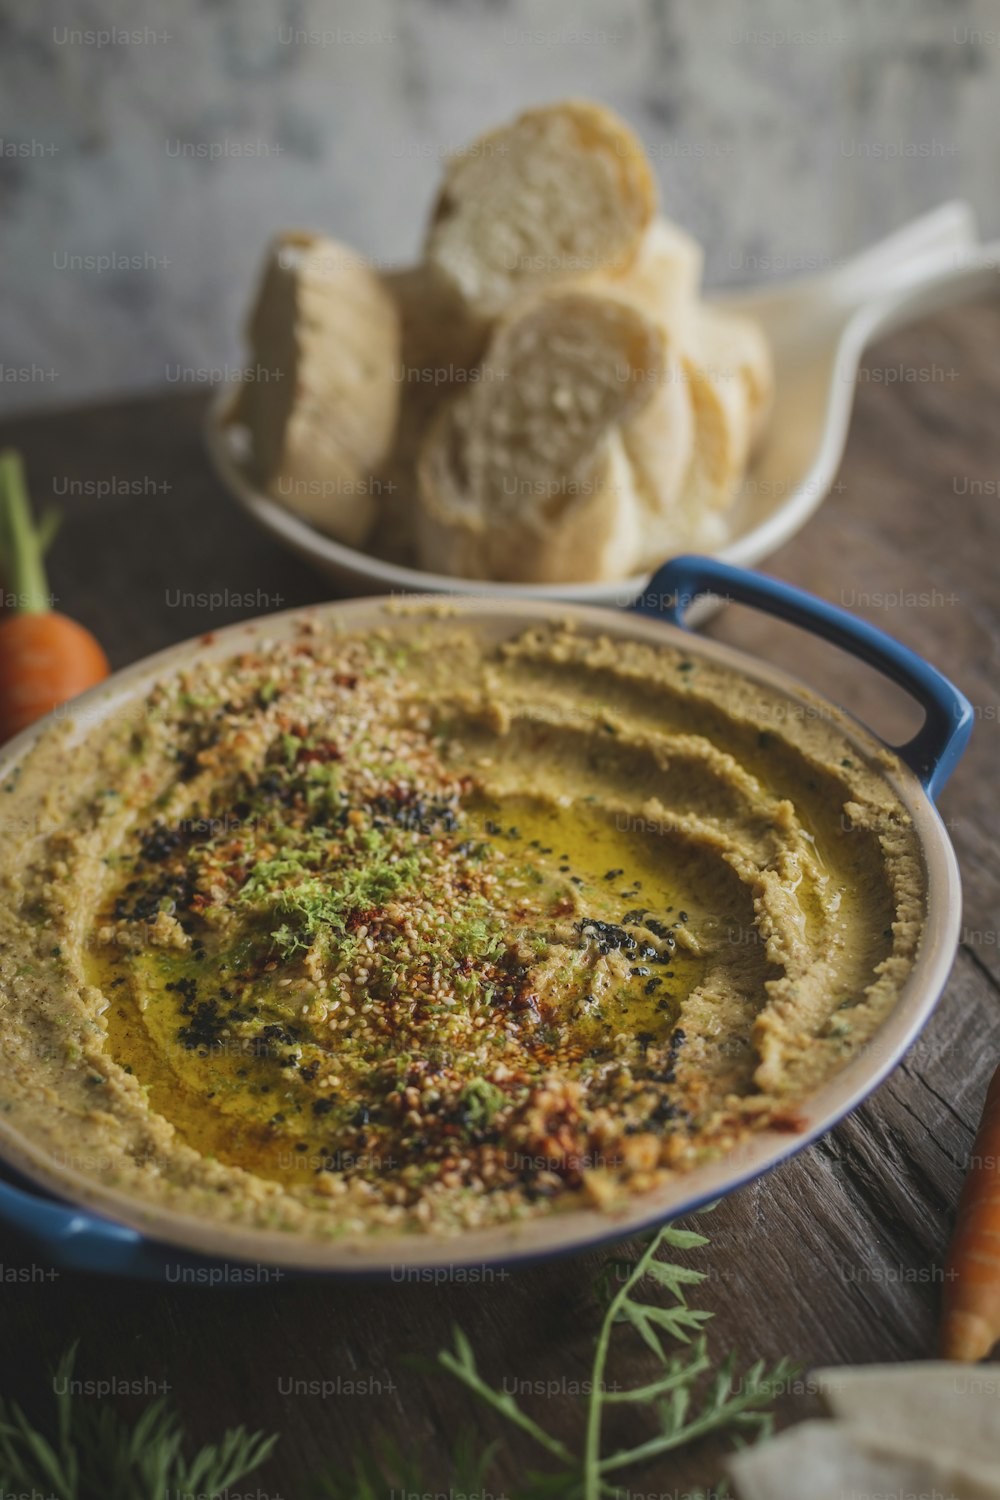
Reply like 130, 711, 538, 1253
0, 617, 924, 1238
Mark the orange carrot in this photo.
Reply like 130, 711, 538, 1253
941, 1060, 1000, 1360
0, 450, 109, 741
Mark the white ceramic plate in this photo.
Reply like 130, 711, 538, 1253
205, 203, 997, 606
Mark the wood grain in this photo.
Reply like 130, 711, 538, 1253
0, 296, 998, 1494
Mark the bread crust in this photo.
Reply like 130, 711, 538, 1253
616, 216, 704, 336
368, 266, 486, 563
234, 231, 401, 545
694, 303, 775, 449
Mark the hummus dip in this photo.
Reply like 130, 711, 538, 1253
0, 617, 925, 1239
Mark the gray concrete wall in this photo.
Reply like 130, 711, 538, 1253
1, 0, 996, 412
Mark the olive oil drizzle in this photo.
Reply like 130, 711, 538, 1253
93, 775, 707, 1190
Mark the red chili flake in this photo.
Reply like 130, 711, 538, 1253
296, 741, 342, 765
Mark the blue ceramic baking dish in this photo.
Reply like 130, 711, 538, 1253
0, 557, 973, 1277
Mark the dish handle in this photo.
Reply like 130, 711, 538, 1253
0, 1173, 153, 1275
821, 199, 979, 317
631, 555, 973, 802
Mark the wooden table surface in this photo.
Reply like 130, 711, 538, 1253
1, 297, 998, 1495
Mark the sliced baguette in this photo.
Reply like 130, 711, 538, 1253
694, 303, 774, 449
234, 231, 400, 545
616, 236, 773, 550
622, 340, 696, 571
614, 224, 772, 560
419, 416, 641, 584
416, 290, 664, 583
385, 263, 487, 379
673, 322, 754, 530
369, 265, 486, 563
617, 216, 704, 336
726, 1419, 1000, 1500
424, 100, 656, 325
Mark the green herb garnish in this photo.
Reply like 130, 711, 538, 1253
5, 1223, 795, 1498
0, 1344, 276, 1498
327, 1217, 798, 1496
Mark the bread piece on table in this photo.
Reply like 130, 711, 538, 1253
415, 290, 665, 583
816, 1363, 1000, 1465
726, 1419, 1000, 1500
233, 231, 401, 546
424, 100, 656, 327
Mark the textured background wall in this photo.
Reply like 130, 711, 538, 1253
1, 0, 997, 413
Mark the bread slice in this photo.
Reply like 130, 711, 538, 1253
622, 338, 696, 571
612, 221, 772, 561
626, 305, 773, 559
424, 101, 656, 326
233, 231, 401, 545
695, 303, 774, 449
369, 265, 486, 564
662, 306, 759, 537
726, 1420, 1000, 1500
419, 415, 641, 584
385, 264, 487, 379
415, 290, 664, 583
617, 216, 704, 336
